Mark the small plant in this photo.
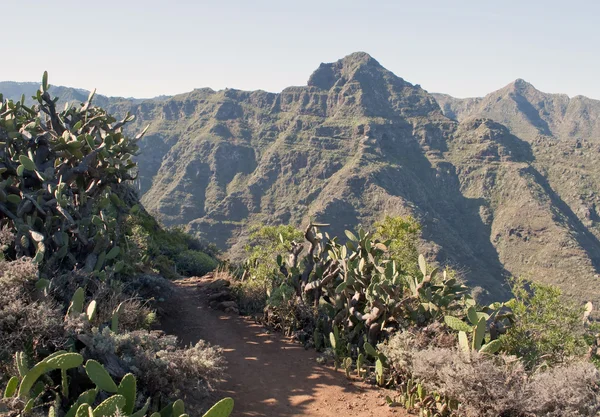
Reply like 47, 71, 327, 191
385, 377, 459, 416
444, 306, 503, 354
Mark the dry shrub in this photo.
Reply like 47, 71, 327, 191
263, 298, 316, 338
379, 325, 457, 379
524, 362, 600, 416
81, 327, 225, 399
50, 271, 158, 331
1, 257, 38, 287
214, 267, 265, 315
0, 258, 66, 369
117, 299, 157, 331
123, 273, 175, 308
0, 225, 15, 255
411, 348, 527, 417
381, 331, 600, 417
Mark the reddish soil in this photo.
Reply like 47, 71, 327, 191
161, 276, 408, 417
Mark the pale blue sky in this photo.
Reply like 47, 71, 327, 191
2, 0, 598, 99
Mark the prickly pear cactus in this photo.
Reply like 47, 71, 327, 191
276, 222, 470, 353
93, 395, 125, 417
3, 376, 19, 398
67, 287, 85, 316
202, 397, 234, 417
45, 353, 83, 370
84, 360, 118, 393
117, 373, 137, 414
111, 302, 125, 333
0, 72, 148, 279
172, 399, 185, 417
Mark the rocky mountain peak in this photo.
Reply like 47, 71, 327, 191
305, 52, 439, 118
502, 78, 538, 97
307, 52, 388, 90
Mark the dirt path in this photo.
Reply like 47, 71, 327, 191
161, 277, 407, 417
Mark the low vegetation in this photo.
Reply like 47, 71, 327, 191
0, 76, 231, 416
233, 216, 600, 416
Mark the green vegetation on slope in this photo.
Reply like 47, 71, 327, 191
30, 52, 593, 306
4, 54, 600, 304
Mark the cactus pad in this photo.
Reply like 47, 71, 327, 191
85, 360, 118, 393
45, 353, 83, 370
93, 394, 126, 417
202, 397, 234, 417
117, 373, 137, 414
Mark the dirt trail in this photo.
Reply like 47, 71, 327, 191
161, 277, 407, 417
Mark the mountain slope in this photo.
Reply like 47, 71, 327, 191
433, 81, 600, 296
3, 54, 599, 303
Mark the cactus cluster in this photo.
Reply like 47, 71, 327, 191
3, 351, 234, 417
0, 72, 145, 280
276, 223, 468, 359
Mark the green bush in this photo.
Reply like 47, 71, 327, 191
374, 215, 421, 275
500, 277, 589, 369
175, 249, 218, 277
267, 283, 296, 307
123, 210, 219, 279
244, 224, 303, 288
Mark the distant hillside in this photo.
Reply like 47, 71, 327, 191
3, 54, 599, 304
0, 81, 164, 109
432, 79, 600, 142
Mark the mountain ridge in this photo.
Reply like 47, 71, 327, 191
2, 53, 599, 304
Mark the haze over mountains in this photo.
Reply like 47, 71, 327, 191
3, 52, 599, 303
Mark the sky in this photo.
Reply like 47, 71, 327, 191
2, 0, 599, 99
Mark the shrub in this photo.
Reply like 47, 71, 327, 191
267, 283, 296, 307
123, 211, 219, 279
1, 348, 234, 417
411, 348, 528, 417
175, 249, 219, 277
243, 224, 303, 289
0, 225, 14, 260
123, 273, 175, 303
231, 280, 268, 315
524, 361, 600, 416
381, 331, 600, 417
374, 215, 421, 274
80, 327, 225, 399
0, 258, 65, 370
501, 277, 589, 369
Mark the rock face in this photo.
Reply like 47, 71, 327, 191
3, 53, 600, 304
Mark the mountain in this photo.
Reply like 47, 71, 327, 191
432, 79, 600, 142
2, 53, 599, 304
433, 81, 600, 300
0, 81, 158, 109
